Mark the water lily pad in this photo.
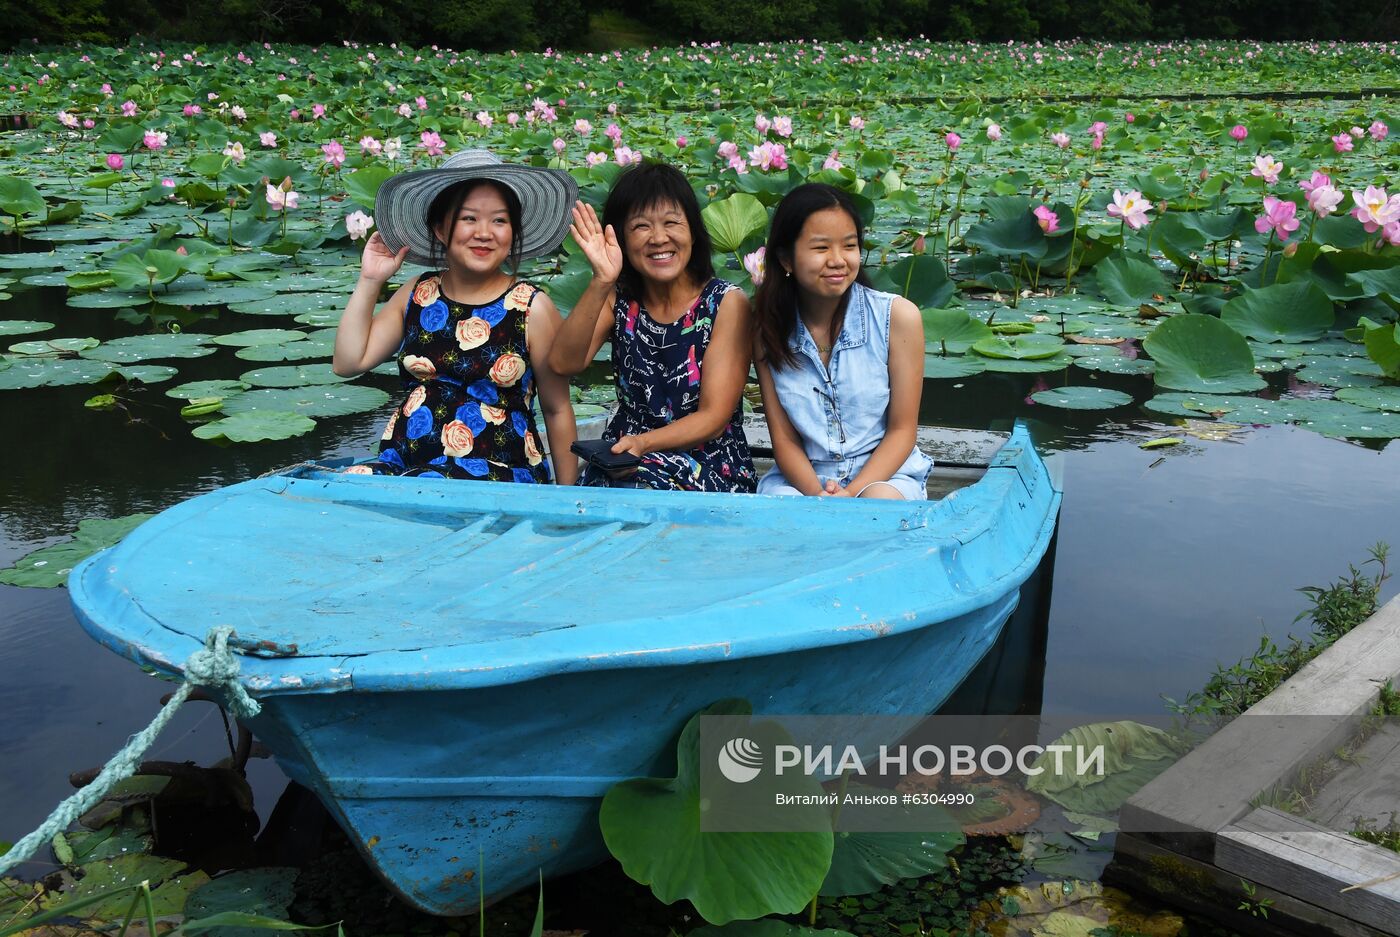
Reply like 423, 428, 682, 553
0, 320, 53, 336
1292, 359, 1384, 389
1296, 401, 1400, 439
220, 384, 390, 418
0, 253, 63, 270
982, 355, 1073, 373
0, 512, 153, 587
272, 271, 361, 293
81, 333, 216, 363
1092, 253, 1169, 306
67, 289, 153, 309
701, 193, 768, 253
1220, 281, 1335, 343
1072, 354, 1155, 376
923, 308, 992, 354
19, 271, 74, 287
238, 364, 351, 388
923, 355, 987, 379
294, 310, 343, 327
819, 787, 961, 898
211, 329, 308, 348
167, 379, 251, 400
234, 338, 333, 362
115, 365, 179, 384
9, 337, 100, 355
184, 867, 299, 935
193, 410, 319, 442
1335, 386, 1400, 412
1026, 721, 1187, 815
1142, 314, 1265, 393
1030, 387, 1134, 409
1143, 393, 1327, 423
972, 333, 1065, 360
230, 292, 347, 316
0, 355, 114, 389
162, 283, 280, 306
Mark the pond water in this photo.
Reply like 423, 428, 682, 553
2, 250, 1400, 929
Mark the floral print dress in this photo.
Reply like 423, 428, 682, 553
347, 274, 552, 483
581, 277, 756, 492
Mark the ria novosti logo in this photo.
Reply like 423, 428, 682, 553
717, 737, 764, 783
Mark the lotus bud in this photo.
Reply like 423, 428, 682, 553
913, 235, 927, 254
1199, 168, 1210, 182
1282, 242, 1298, 257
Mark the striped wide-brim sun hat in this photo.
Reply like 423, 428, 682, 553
373, 149, 578, 267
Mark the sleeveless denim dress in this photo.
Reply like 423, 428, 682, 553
757, 282, 932, 500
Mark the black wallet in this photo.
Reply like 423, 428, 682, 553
570, 438, 642, 470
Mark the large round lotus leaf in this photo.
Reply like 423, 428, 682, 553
1362, 320, 1400, 379
294, 310, 343, 327
972, 333, 1065, 360
1064, 344, 1118, 358
818, 787, 961, 897
1255, 359, 1283, 373
0, 253, 63, 270
0, 355, 114, 389
167, 379, 250, 400
239, 364, 351, 388
80, 334, 216, 363
1073, 319, 1151, 342
211, 329, 308, 348
67, 290, 151, 309
923, 308, 992, 354
115, 365, 179, 384
1030, 318, 1085, 335
234, 338, 332, 362
273, 271, 361, 293
700, 193, 768, 253
160, 283, 280, 306
0, 321, 53, 336
599, 700, 833, 926
1220, 281, 1335, 343
1292, 361, 1383, 389
1016, 295, 1111, 317
1143, 393, 1329, 423
230, 292, 346, 316
192, 410, 318, 443
962, 212, 1046, 260
1031, 386, 1135, 409
1336, 386, 1400, 412
1142, 314, 1265, 393
1092, 253, 1168, 306
9, 337, 100, 355
0, 512, 153, 588
220, 384, 390, 418
871, 255, 956, 309
923, 355, 987, 379
1258, 338, 1362, 359
19, 271, 74, 287
1072, 354, 1156, 376
982, 355, 1073, 374
1297, 401, 1400, 438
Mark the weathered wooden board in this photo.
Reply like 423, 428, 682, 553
1217, 807, 1400, 933
1308, 723, 1400, 833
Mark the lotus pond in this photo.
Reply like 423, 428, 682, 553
2, 36, 1400, 937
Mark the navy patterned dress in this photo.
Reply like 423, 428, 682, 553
581, 277, 756, 492
347, 274, 552, 483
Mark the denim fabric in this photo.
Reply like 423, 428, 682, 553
758, 282, 933, 498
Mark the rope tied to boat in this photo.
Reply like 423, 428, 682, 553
0, 626, 259, 877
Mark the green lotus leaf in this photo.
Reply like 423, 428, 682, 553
342, 166, 396, 211
0, 355, 115, 389
0, 252, 63, 270
690, 924, 853, 937
963, 212, 1046, 261
1220, 281, 1334, 343
193, 410, 319, 443
1142, 314, 1264, 393
1092, 253, 1169, 306
66, 290, 151, 309
272, 270, 360, 293
238, 364, 351, 388
115, 365, 179, 384
168, 379, 251, 400
1025, 721, 1188, 815
869, 255, 955, 310
220, 384, 389, 418
544, 270, 592, 316
1292, 360, 1383, 389
1296, 401, 1400, 439
0, 512, 153, 588
1360, 318, 1400, 379
211, 329, 309, 348
184, 867, 299, 937
923, 355, 987, 379
1030, 386, 1134, 409
235, 338, 333, 362
0, 321, 53, 336
982, 355, 1073, 373
80, 334, 216, 363
819, 786, 961, 898
109, 249, 186, 291
162, 283, 282, 306
1142, 393, 1328, 423
1335, 386, 1400, 412
923, 308, 992, 354
230, 292, 347, 316
600, 700, 833, 926
971, 333, 1065, 360
8, 337, 100, 355
702, 193, 768, 253
0, 175, 46, 218
1071, 354, 1155, 376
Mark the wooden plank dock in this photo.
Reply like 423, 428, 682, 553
1108, 595, 1400, 936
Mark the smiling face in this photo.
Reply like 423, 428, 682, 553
621, 200, 694, 289
785, 206, 861, 302
431, 181, 515, 276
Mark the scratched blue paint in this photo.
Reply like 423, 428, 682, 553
69, 422, 1060, 914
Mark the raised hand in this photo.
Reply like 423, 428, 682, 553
360, 232, 409, 285
570, 201, 623, 285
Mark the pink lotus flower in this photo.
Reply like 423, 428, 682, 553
230, 105, 246, 121
419, 131, 445, 157
773, 116, 793, 138
1299, 170, 1332, 194
1124, 113, 1135, 123
614, 146, 642, 166
1107, 189, 1152, 229
143, 130, 167, 150
506, 112, 519, 126
397, 103, 413, 118
1306, 185, 1344, 218
754, 113, 771, 134
748, 141, 788, 171
1332, 133, 1354, 153
223, 141, 246, 162
56, 110, 79, 129
822, 149, 843, 171
345, 210, 373, 241
359, 135, 382, 156
675, 136, 687, 148
604, 122, 622, 143
552, 137, 566, 154
1033, 205, 1059, 234
1351, 186, 1400, 232
742, 246, 766, 285
945, 132, 961, 151
1050, 132, 1070, 149
101, 83, 113, 96
161, 178, 175, 191
1229, 124, 1248, 142
321, 140, 345, 167
1255, 196, 1300, 240
266, 183, 299, 211
1384, 222, 1400, 248
574, 118, 592, 135
1091, 131, 1104, 150
311, 104, 326, 119
985, 123, 1002, 141
475, 111, 492, 128
415, 96, 427, 110
1350, 126, 1366, 138
383, 137, 402, 160
849, 115, 865, 131
259, 131, 278, 148
1370, 121, 1389, 141
182, 103, 201, 116
726, 154, 748, 175
105, 153, 123, 170
585, 151, 608, 167
121, 100, 137, 117
1251, 154, 1283, 184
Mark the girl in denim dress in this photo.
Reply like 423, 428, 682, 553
751, 183, 932, 500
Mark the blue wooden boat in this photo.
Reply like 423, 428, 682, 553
68, 421, 1060, 915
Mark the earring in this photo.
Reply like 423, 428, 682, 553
784, 268, 792, 278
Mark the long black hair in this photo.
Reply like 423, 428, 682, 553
753, 183, 872, 370
426, 178, 524, 274
602, 161, 714, 300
